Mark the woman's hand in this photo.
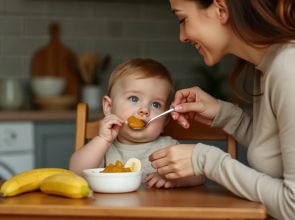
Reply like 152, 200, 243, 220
171, 86, 220, 128
149, 144, 195, 179
98, 114, 124, 143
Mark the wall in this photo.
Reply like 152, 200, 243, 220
0, 0, 235, 98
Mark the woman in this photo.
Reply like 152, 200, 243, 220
149, 0, 295, 219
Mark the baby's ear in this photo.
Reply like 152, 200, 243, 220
102, 96, 112, 115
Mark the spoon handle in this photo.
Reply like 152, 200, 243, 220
148, 108, 175, 124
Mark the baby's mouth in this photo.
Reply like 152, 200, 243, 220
127, 115, 147, 130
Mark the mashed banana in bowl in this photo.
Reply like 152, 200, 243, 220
101, 158, 141, 173
101, 160, 131, 173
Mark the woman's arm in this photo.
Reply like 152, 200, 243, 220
175, 175, 206, 187
191, 142, 295, 220
212, 100, 253, 147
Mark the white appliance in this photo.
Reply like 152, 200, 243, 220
0, 122, 34, 179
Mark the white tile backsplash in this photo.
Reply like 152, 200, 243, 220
0, 0, 235, 100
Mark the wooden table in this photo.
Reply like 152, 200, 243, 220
0, 184, 266, 220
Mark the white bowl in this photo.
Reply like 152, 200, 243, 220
32, 76, 66, 97
83, 168, 143, 193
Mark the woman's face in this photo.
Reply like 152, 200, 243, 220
170, 0, 231, 66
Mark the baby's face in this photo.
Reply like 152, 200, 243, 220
110, 75, 171, 144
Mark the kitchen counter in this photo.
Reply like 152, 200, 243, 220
0, 109, 102, 121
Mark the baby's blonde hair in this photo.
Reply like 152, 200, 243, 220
108, 58, 175, 106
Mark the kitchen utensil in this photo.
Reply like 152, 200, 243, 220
31, 22, 80, 100
127, 108, 175, 130
78, 53, 98, 84
100, 55, 111, 72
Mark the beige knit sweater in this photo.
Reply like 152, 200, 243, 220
192, 43, 295, 220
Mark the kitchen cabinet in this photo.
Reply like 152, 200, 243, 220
0, 122, 34, 179
0, 110, 101, 171
34, 122, 75, 169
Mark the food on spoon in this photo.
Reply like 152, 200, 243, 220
124, 158, 141, 172
127, 115, 146, 129
101, 160, 132, 173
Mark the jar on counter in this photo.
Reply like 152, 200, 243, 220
0, 79, 25, 110
81, 84, 101, 110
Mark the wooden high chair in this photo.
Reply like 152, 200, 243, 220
75, 103, 237, 158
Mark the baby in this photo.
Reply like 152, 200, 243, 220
70, 58, 205, 188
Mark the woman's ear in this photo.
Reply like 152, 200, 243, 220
102, 96, 112, 115
214, 0, 229, 24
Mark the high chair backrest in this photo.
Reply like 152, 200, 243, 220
75, 103, 237, 159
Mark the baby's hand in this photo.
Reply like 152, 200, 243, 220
98, 114, 124, 143
144, 172, 177, 189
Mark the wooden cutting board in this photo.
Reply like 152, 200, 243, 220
31, 22, 80, 100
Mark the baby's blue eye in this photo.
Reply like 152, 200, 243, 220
129, 96, 139, 103
152, 102, 161, 109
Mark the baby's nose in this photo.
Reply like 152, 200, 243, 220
138, 109, 149, 117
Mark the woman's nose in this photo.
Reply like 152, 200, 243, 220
179, 26, 187, 43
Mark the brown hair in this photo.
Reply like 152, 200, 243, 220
196, 0, 295, 100
108, 58, 175, 106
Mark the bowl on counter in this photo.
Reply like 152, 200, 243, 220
32, 76, 66, 97
83, 168, 143, 193
33, 95, 76, 110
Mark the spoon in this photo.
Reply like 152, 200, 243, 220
127, 108, 175, 130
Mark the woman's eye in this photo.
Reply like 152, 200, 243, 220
179, 18, 185, 24
152, 102, 161, 109
129, 96, 139, 103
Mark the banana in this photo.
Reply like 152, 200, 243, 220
40, 173, 91, 199
124, 158, 141, 172
0, 168, 73, 197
